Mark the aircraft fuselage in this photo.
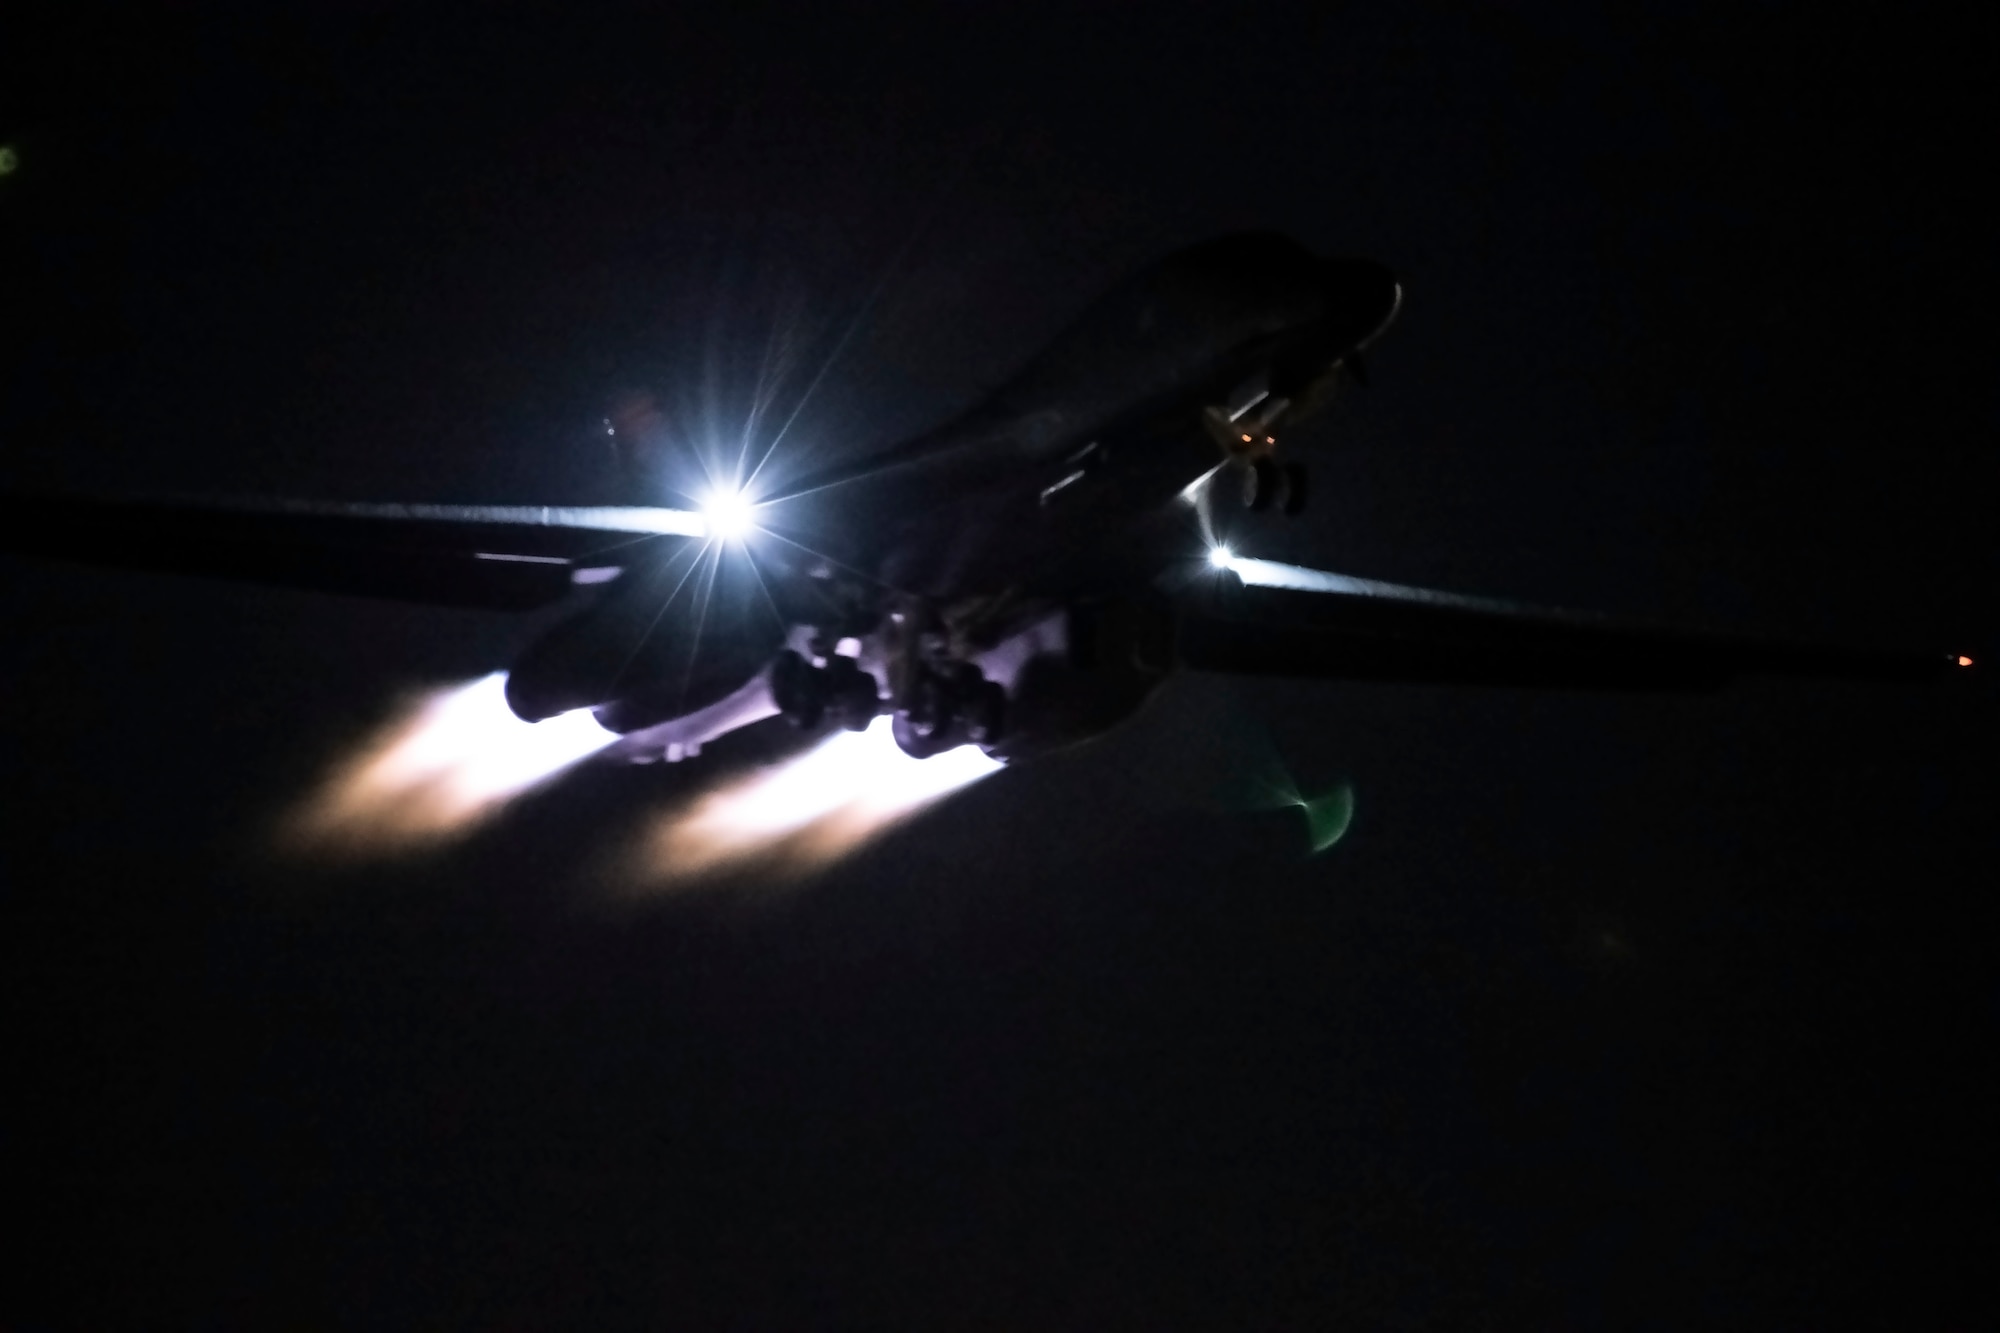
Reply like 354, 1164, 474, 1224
588, 233, 1402, 758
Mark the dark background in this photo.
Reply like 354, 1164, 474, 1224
3, 3, 1994, 1326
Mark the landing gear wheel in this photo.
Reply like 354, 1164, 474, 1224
908, 673, 953, 739
770, 649, 825, 729
823, 656, 880, 731
1281, 460, 1309, 516
962, 679, 1007, 746
1241, 455, 1282, 511
892, 674, 957, 759
892, 712, 949, 759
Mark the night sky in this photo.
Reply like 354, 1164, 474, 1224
4, 4, 1995, 1326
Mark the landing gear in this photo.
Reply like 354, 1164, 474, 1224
770, 649, 825, 728
890, 664, 1007, 759
1281, 460, 1308, 516
772, 649, 882, 731
1241, 456, 1283, 511
1239, 457, 1308, 515
962, 678, 1007, 745
824, 656, 880, 731
891, 673, 956, 758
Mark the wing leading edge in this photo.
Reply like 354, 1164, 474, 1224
1175, 557, 1968, 691
0, 494, 704, 611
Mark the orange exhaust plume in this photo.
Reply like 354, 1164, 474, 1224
279, 674, 613, 857
616, 716, 1000, 892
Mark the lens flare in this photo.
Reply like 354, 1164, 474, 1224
619, 715, 1000, 890
700, 487, 756, 542
279, 674, 614, 856
1297, 783, 1356, 853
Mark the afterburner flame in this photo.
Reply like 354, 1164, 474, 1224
622, 715, 1001, 889
280, 674, 614, 856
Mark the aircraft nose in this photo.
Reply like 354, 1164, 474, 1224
1321, 258, 1402, 347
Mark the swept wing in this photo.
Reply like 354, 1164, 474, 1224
1176, 557, 1964, 690
0, 493, 704, 611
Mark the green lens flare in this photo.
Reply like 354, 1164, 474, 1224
1205, 694, 1354, 855
0, 145, 18, 177
1298, 783, 1355, 853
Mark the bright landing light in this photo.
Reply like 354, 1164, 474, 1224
619, 715, 1001, 891
279, 673, 615, 856
1208, 545, 1236, 570
701, 487, 757, 542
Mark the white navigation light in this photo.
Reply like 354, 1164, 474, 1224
1207, 544, 1236, 571
701, 487, 756, 542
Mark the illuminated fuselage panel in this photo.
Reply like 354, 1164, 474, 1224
989, 233, 1397, 461
769, 235, 1402, 605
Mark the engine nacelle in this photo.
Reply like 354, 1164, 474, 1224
504, 551, 783, 722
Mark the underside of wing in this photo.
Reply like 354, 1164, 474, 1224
1174, 557, 1967, 690
0, 494, 705, 611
